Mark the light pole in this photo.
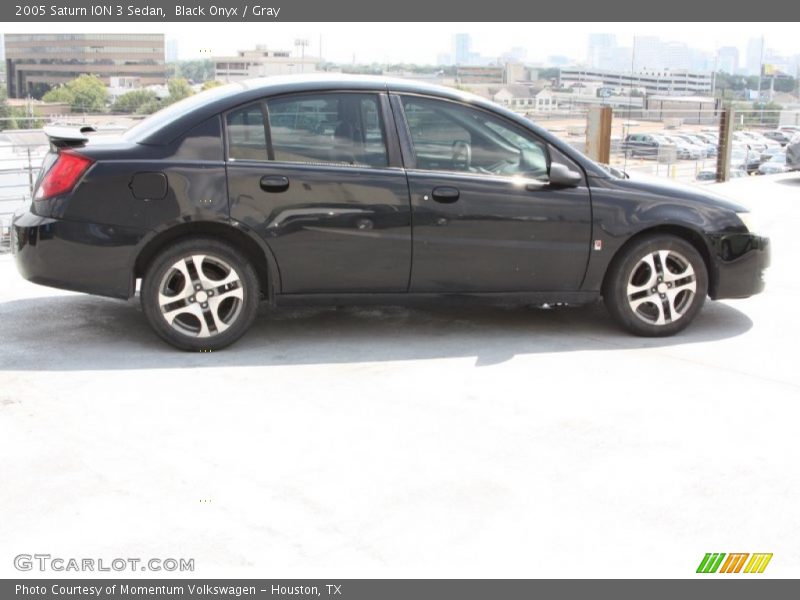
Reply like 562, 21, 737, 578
294, 39, 309, 73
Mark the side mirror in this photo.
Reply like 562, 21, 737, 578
549, 163, 582, 187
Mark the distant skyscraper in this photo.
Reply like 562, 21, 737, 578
717, 47, 739, 74
502, 46, 527, 63
663, 42, 686, 70
632, 36, 662, 71
746, 37, 764, 76
587, 33, 616, 68
453, 33, 472, 65
166, 38, 179, 63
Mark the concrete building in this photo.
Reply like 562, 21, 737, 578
492, 85, 557, 112
455, 66, 504, 85
559, 67, 713, 97
213, 46, 318, 82
504, 63, 529, 84
644, 95, 720, 124
4, 33, 166, 99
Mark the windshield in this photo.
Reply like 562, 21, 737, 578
123, 83, 240, 142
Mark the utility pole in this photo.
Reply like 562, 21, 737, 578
294, 38, 309, 73
756, 35, 764, 103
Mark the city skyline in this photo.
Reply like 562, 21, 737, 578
3, 22, 799, 69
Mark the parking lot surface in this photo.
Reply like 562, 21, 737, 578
1, 173, 798, 578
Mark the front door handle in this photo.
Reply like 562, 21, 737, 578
260, 175, 289, 193
431, 186, 460, 203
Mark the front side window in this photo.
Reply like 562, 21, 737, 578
266, 93, 388, 167
400, 96, 549, 180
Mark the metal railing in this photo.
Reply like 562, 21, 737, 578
0, 116, 130, 250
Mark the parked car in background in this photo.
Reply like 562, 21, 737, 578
695, 167, 746, 184
622, 133, 674, 158
733, 131, 767, 153
758, 152, 789, 175
787, 133, 800, 170
740, 130, 781, 152
760, 145, 784, 162
692, 132, 719, 146
12, 75, 771, 349
731, 146, 762, 174
762, 130, 792, 146
675, 133, 717, 157
659, 134, 703, 159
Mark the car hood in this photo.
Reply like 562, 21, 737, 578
611, 171, 748, 213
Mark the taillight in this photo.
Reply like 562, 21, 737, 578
34, 151, 94, 201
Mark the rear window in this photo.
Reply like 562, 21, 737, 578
226, 104, 268, 160
265, 93, 388, 167
123, 84, 240, 143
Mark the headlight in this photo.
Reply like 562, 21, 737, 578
736, 211, 761, 233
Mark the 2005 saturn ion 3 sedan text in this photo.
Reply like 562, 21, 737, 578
12, 75, 770, 350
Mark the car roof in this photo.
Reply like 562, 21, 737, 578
133, 74, 493, 146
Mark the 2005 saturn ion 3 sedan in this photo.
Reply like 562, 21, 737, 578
12, 75, 770, 350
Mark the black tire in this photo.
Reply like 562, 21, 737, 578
602, 234, 708, 337
141, 237, 260, 351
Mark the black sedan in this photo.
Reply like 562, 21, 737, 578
12, 75, 770, 350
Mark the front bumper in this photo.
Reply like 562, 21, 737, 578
707, 232, 770, 300
12, 208, 147, 299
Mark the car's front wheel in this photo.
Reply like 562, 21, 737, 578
141, 238, 260, 351
603, 234, 708, 336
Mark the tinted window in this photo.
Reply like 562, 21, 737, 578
226, 104, 268, 161
400, 96, 549, 179
266, 93, 388, 167
124, 83, 239, 143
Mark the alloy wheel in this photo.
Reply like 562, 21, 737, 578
157, 254, 244, 338
626, 249, 697, 326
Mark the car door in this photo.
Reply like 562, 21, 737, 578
392, 94, 591, 293
226, 92, 411, 294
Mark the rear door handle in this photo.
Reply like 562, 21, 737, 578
260, 175, 289, 193
431, 186, 460, 203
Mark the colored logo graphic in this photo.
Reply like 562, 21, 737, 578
696, 553, 773, 574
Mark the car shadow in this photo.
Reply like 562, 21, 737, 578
0, 294, 753, 371
776, 176, 800, 187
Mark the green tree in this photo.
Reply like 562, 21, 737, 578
137, 99, 161, 115
0, 88, 19, 129
201, 79, 224, 91
112, 89, 158, 114
43, 74, 108, 113
168, 59, 214, 83
42, 86, 74, 104
166, 78, 193, 104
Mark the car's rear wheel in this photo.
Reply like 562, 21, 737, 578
603, 234, 708, 336
141, 238, 260, 351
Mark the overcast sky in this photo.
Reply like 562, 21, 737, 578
5, 22, 799, 64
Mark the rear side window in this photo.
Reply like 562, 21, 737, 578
266, 93, 388, 167
226, 104, 268, 161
